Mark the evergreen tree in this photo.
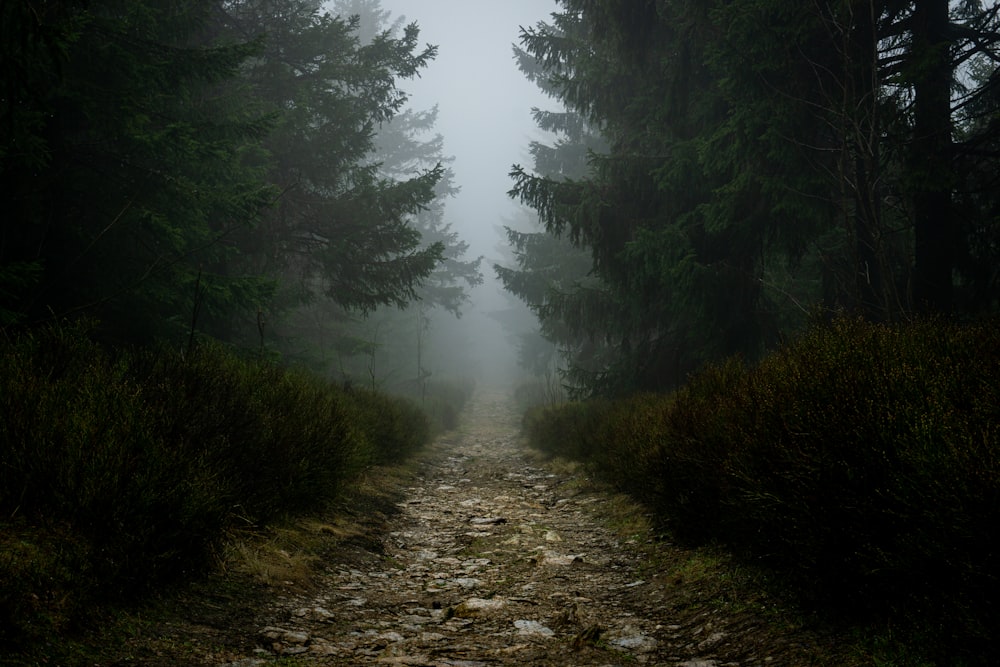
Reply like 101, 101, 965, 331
336, 2, 484, 391
1, 0, 275, 342
509, 2, 754, 394
258, 0, 483, 385
504, 0, 1000, 396
373, 106, 483, 316
216, 0, 445, 324
0, 0, 87, 324
497, 21, 620, 395
910, 0, 955, 312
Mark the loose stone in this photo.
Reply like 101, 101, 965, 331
216, 392, 847, 666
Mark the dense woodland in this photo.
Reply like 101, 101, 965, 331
1, 0, 480, 386
498, 0, 1000, 397
10, 0, 1000, 397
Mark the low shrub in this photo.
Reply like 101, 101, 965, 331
522, 398, 612, 462
718, 317, 1000, 662
0, 523, 91, 650
587, 393, 702, 516
522, 317, 1000, 664
136, 348, 370, 522
346, 388, 430, 465
0, 329, 227, 597
391, 377, 475, 433
0, 323, 433, 651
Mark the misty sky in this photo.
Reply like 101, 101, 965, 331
384, 0, 556, 262
375, 1, 558, 383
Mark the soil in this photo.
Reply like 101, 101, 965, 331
106, 389, 866, 666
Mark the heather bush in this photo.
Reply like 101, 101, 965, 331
717, 318, 1000, 658
522, 398, 612, 461
0, 330, 226, 596
522, 317, 1000, 663
137, 347, 369, 521
346, 388, 430, 465
584, 394, 673, 506
0, 523, 91, 650
0, 324, 433, 649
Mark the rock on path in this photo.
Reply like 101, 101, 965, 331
230, 391, 783, 666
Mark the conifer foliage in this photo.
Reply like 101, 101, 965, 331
260, 0, 484, 387
505, 0, 1000, 397
0, 0, 455, 346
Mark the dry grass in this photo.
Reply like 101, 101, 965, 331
223, 535, 320, 589
530, 455, 866, 666
219, 461, 416, 591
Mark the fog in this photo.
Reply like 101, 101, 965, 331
380, 0, 556, 388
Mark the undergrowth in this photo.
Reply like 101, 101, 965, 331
523, 317, 1000, 666
0, 323, 436, 654
393, 377, 475, 434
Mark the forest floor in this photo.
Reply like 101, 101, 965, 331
101, 389, 871, 667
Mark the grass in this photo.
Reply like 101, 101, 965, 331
224, 531, 321, 589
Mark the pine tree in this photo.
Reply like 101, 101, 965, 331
216, 0, 444, 319
251, 0, 482, 384
504, 0, 1000, 396
2, 0, 275, 342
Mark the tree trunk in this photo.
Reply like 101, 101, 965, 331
850, 0, 886, 320
911, 0, 954, 313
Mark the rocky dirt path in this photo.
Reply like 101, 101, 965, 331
222, 390, 853, 667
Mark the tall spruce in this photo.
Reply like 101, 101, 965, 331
910, 0, 955, 312
1, 0, 275, 342
497, 15, 618, 395
337, 1, 484, 391
215, 0, 445, 324
259, 0, 483, 384
503, 0, 1000, 396
509, 2, 762, 394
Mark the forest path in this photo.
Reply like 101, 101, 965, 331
227, 389, 846, 667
